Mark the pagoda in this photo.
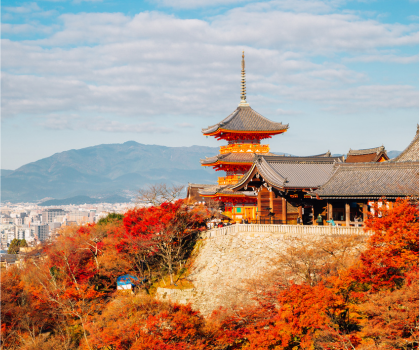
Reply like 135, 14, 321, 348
200, 52, 289, 222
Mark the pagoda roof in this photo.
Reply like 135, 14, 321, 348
345, 145, 389, 163
201, 152, 277, 165
202, 106, 288, 135
391, 125, 419, 162
232, 154, 341, 191
312, 161, 419, 199
199, 184, 257, 198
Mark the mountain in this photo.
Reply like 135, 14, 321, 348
2, 142, 402, 203
387, 150, 402, 159
1, 142, 221, 203
1, 169, 14, 177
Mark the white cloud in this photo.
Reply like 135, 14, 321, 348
153, 0, 248, 8
176, 122, 194, 128
344, 54, 419, 63
1, 5, 418, 128
40, 115, 172, 133
4, 2, 41, 14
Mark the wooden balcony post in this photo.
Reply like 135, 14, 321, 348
327, 202, 333, 220
363, 203, 368, 223
312, 206, 315, 226
269, 191, 274, 224
282, 197, 287, 224
345, 202, 350, 227
257, 191, 261, 221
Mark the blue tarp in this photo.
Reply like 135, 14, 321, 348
117, 274, 139, 286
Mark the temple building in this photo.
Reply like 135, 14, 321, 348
345, 145, 389, 163
309, 126, 419, 226
230, 154, 342, 224
230, 126, 418, 226
199, 52, 288, 222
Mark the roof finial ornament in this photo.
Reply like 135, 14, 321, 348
239, 51, 249, 107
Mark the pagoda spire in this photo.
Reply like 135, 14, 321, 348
239, 51, 249, 107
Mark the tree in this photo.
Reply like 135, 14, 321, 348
86, 295, 210, 350
121, 200, 210, 285
137, 183, 185, 206
8, 238, 28, 254
352, 198, 419, 291
96, 213, 123, 226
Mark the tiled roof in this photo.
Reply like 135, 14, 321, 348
260, 155, 343, 164
202, 106, 288, 134
201, 152, 277, 165
345, 146, 388, 163
392, 126, 419, 162
199, 184, 257, 197
187, 183, 215, 188
310, 151, 332, 157
347, 146, 385, 156
314, 161, 419, 198
232, 155, 338, 190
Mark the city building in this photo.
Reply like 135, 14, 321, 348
32, 223, 49, 242
42, 208, 66, 223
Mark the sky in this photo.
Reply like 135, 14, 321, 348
1, 0, 419, 170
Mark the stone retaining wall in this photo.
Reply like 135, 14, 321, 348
157, 225, 367, 315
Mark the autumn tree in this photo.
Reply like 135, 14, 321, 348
86, 294, 211, 350
121, 199, 210, 285
352, 198, 419, 291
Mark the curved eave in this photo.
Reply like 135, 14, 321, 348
317, 194, 419, 199
201, 192, 250, 198
201, 160, 254, 167
203, 128, 288, 137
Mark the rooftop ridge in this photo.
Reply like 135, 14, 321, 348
347, 145, 386, 156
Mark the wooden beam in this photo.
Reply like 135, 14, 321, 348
257, 190, 261, 221
345, 202, 350, 227
328, 202, 333, 220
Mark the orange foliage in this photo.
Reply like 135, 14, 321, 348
1, 198, 418, 349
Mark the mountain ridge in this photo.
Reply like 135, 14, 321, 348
1, 142, 402, 203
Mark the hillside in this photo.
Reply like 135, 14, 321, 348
1, 142, 220, 203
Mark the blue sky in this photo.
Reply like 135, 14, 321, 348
2, 0, 419, 169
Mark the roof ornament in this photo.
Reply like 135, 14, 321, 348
239, 51, 249, 107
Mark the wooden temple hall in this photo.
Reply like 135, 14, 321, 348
189, 52, 419, 226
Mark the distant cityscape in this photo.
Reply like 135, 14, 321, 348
0, 202, 137, 251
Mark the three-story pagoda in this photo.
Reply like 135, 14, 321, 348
200, 52, 289, 222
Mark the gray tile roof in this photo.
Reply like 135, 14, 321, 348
198, 184, 257, 197
202, 106, 288, 134
232, 155, 339, 190
391, 126, 419, 162
200, 152, 277, 165
314, 161, 419, 198
347, 146, 386, 156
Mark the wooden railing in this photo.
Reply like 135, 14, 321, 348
203, 224, 369, 238
218, 175, 243, 185
219, 144, 270, 154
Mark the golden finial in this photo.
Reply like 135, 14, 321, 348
239, 51, 249, 107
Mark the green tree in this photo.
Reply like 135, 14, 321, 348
97, 213, 124, 226
7, 239, 28, 254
